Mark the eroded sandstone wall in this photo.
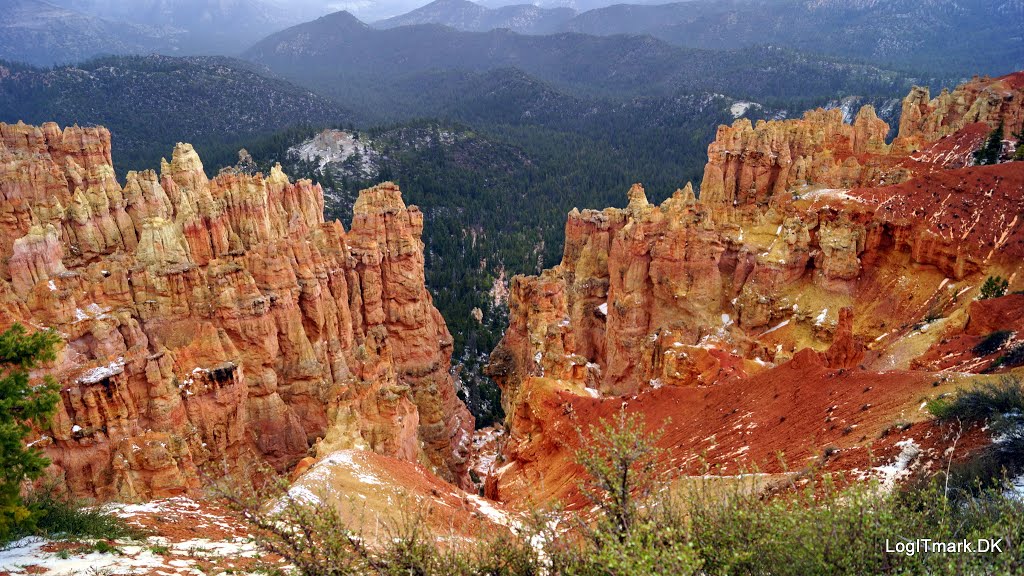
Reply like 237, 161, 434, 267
488, 73, 1024, 462
700, 73, 1024, 211
0, 122, 473, 499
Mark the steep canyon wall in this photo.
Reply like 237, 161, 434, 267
0, 123, 473, 499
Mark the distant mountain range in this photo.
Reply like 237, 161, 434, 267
375, 0, 575, 34
0, 55, 348, 169
0, 0, 182, 66
244, 9, 927, 122
374, 0, 1024, 76
45, 0, 302, 54
2, 0, 1018, 75
0, 0, 329, 65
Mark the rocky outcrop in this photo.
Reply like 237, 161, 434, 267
1, 121, 473, 500
487, 74, 1024, 507
700, 72, 1024, 211
700, 107, 898, 209
895, 72, 1024, 154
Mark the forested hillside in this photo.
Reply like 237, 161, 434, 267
0, 55, 349, 170
243, 10, 940, 124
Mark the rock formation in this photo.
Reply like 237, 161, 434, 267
486, 72, 1024, 507
700, 107, 899, 209
700, 73, 1024, 211
1, 122, 473, 500
895, 73, 1024, 154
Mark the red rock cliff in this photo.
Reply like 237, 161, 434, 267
0, 122, 473, 499
486, 73, 1024, 507
700, 72, 1024, 211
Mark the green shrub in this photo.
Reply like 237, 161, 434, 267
20, 485, 143, 542
575, 410, 664, 541
928, 377, 1024, 495
560, 520, 702, 576
979, 276, 1009, 300
974, 331, 1013, 356
993, 343, 1024, 369
927, 377, 1024, 422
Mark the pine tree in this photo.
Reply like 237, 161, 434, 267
1013, 129, 1024, 161
979, 275, 1009, 300
973, 122, 1005, 166
0, 324, 60, 541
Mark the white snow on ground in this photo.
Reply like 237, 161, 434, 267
1009, 475, 1024, 499
596, 302, 608, 316
815, 308, 830, 326
285, 484, 323, 506
0, 536, 264, 575
730, 101, 760, 118
467, 494, 514, 527
309, 450, 382, 486
289, 129, 379, 176
105, 497, 239, 534
799, 188, 865, 203
78, 357, 125, 384
870, 439, 921, 491
0, 537, 175, 576
2, 497, 269, 576
759, 319, 790, 336
73, 303, 112, 323
106, 495, 199, 516
470, 427, 504, 481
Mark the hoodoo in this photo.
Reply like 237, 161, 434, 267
0, 122, 474, 499
486, 72, 1024, 507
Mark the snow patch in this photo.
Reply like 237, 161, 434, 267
78, 357, 125, 384
730, 101, 760, 118
871, 439, 921, 491
759, 319, 790, 336
815, 308, 830, 326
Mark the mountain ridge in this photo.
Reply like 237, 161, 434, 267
375, 0, 576, 34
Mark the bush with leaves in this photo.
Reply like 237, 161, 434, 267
928, 377, 1024, 493
0, 323, 60, 543
563, 411, 703, 576
974, 330, 1013, 356
18, 482, 142, 542
574, 410, 664, 540
979, 275, 1009, 300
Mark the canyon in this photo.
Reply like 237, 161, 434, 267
484, 72, 1024, 507
0, 71, 1022, 525
0, 124, 473, 500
